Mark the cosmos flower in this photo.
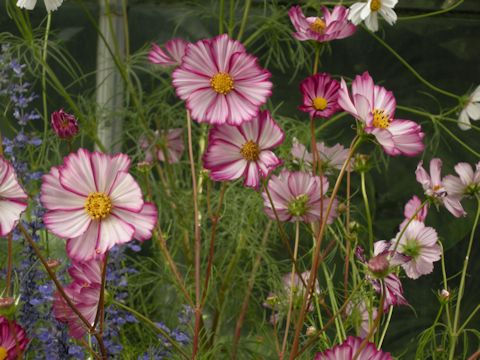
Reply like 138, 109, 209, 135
393, 220, 441, 280
16, 0, 63, 12
0, 156, 28, 237
299, 73, 341, 119
203, 110, 284, 188
291, 140, 352, 173
416, 158, 466, 218
348, 0, 398, 32
140, 129, 185, 164
262, 170, 338, 223
288, 6, 356, 43
315, 336, 392, 359
68, 259, 103, 289
346, 300, 377, 338
51, 109, 79, 140
41, 149, 158, 261
444, 162, 480, 198
400, 195, 428, 229
338, 71, 425, 157
172, 34, 272, 126
148, 39, 189, 67
458, 85, 480, 130
0, 317, 29, 360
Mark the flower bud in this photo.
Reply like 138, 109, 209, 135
0, 297, 16, 317
368, 254, 390, 278
137, 161, 153, 173
354, 154, 371, 173
439, 289, 450, 302
51, 109, 79, 139
306, 326, 317, 337
46, 259, 61, 271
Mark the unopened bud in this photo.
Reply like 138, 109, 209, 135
0, 297, 16, 317
137, 161, 153, 173
368, 254, 390, 278
46, 259, 61, 271
440, 289, 450, 301
306, 326, 317, 337
348, 221, 360, 234
354, 154, 371, 173
337, 202, 347, 215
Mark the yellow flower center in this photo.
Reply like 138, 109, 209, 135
84, 192, 112, 220
210, 72, 234, 95
370, 0, 382, 12
0, 347, 7, 360
312, 97, 328, 111
309, 18, 326, 34
372, 109, 391, 129
240, 140, 260, 161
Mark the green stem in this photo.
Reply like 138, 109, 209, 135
457, 303, 480, 334
398, 0, 464, 21
435, 120, 480, 158
236, 0, 252, 42
112, 300, 189, 360
365, 28, 460, 100
378, 306, 393, 348
449, 195, 480, 359
39, 13, 52, 164
360, 171, 374, 254
219, 0, 225, 34
228, 0, 235, 36
313, 44, 321, 75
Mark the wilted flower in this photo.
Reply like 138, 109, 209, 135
444, 162, 480, 198
16, 0, 63, 12
315, 336, 392, 359
393, 220, 441, 280
41, 149, 158, 261
416, 158, 466, 218
0, 316, 29, 359
262, 170, 337, 223
203, 110, 284, 188
148, 39, 189, 67
458, 85, 480, 130
173, 34, 272, 126
299, 73, 341, 119
0, 156, 28, 236
288, 5, 356, 43
348, 0, 398, 32
339, 71, 425, 157
51, 109, 79, 139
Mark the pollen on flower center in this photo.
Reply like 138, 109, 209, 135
210, 72, 234, 95
372, 109, 391, 129
288, 194, 310, 217
85, 192, 112, 220
240, 140, 260, 161
312, 97, 328, 111
309, 18, 326, 34
0, 347, 7, 360
370, 0, 382, 12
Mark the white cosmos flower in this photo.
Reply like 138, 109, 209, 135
16, 0, 63, 12
458, 85, 480, 130
348, 0, 398, 32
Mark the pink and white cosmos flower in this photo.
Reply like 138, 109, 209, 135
315, 336, 392, 360
203, 110, 284, 188
291, 140, 352, 173
41, 149, 157, 261
0, 317, 29, 360
0, 156, 28, 237
172, 34, 272, 126
262, 170, 338, 223
416, 158, 466, 218
148, 39, 189, 67
299, 73, 341, 119
393, 220, 441, 280
289, 6, 356, 43
400, 195, 428, 229
141, 129, 185, 164
338, 71, 425, 157
444, 161, 480, 199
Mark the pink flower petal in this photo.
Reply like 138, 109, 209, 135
44, 209, 91, 239
109, 171, 143, 212
111, 202, 158, 241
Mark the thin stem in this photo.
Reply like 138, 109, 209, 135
360, 171, 374, 253
187, 110, 202, 359
435, 120, 480, 158
378, 306, 393, 348
280, 221, 301, 358
398, 0, 464, 21
289, 136, 361, 359
312, 44, 321, 74
228, 0, 235, 36
449, 195, 480, 359
457, 303, 480, 334
344, 169, 351, 301
93, 253, 109, 333
236, 0, 252, 42
5, 234, 13, 296
39, 12, 52, 164
112, 300, 190, 360
219, 0, 225, 34
365, 28, 460, 100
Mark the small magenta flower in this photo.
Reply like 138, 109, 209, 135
444, 162, 480, 198
288, 6, 356, 43
315, 336, 392, 359
51, 109, 79, 139
338, 71, 425, 157
416, 158, 466, 218
148, 39, 189, 67
173, 34, 272, 126
0, 156, 28, 237
299, 73, 341, 119
262, 170, 337, 223
203, 110, 284, 188
0, 316, 29, 359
